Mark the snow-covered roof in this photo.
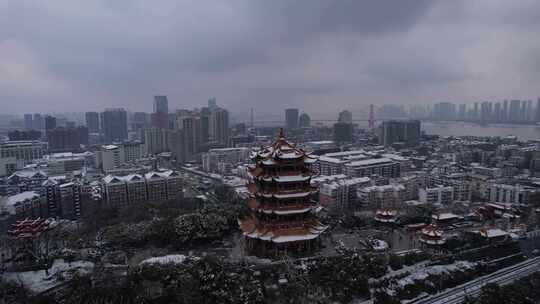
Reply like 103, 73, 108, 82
7, 191, 40, 205
382, 153, 409, 162
123, 174, 144, 182
323, 150, 366, 158
318, 156, 347, 164
321, 177, 371, 190
310, 174, 347, 184
103, 175, 124, 184
480, 228, 509, 238
42, 179, 59, 186
360, 183, 405, 192
102, 144, 119, 150
346, 157, 394, 167
59, 182, 74, 188
432, 212, 460, 221
144, 171, 165, 179
421, 224, 444, 238
8, 169, 47, 179
0, 192, 40, 214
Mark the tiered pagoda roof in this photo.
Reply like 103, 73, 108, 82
239, 130, 326, 254
419, 224, 446, 245
239, 216, 327, 244
374, 208, 398, 223
8, 218, 54, 239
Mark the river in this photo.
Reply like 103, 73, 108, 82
421, 121, 540, 141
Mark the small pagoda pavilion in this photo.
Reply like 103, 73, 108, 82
239, 130, 327, 257
419, 224, 446, 246
7, 218, 55, 261
374, 208, 398, 224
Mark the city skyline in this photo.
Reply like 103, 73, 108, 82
2, 1, 540, 114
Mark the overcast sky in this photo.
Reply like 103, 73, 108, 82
1, 0, 540, 117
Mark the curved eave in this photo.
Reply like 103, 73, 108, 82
272, 191, 317, 199
276, 153, 304, 160
244, 226, 327, 243
263, 207, 312, 215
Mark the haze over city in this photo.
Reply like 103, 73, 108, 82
3, 2, 540, 304
2, 0, 540, 116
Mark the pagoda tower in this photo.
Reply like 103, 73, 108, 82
419, 224, 446, 246
239, 130, 327, 257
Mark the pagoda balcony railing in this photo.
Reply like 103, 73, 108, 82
250, 184, 317, 196
256, 169, 315, 177
260, 220, 311, 230
256, 202, 314, 211
258, 185, 314, 193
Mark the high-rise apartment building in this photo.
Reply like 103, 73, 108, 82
101, 108, 128, 143
47, 126, 89, 152
285, 108, 299, 130
208, 97, 217, 110
333, 122, 353, 143
152, 95, 169, 129
132, 112, 150, 132
494, 102, 501, 122
536, 98, 540, 122
24, 114, 33, 130
458, 104, 467, 120
33, 114, 44, 130
202, 147, 250, 173
432, 102, 456, 120
299, 113, 311, 128
44, 115, 57, 136
176, 114, 201, 160
502, 100, 509, 122
338, 110, 353, 123
200, 107, 211, 144
153, 95, 169, 113
85, 112, 100, 133
527, 100, 533, 121
379, 120, 421, 146
521, 101, 528, 122
142, 128, 171, 155
509, 100, 521, 122
480, 101, 491, 122
210, 108, 229, 146
8, 130, 41, 141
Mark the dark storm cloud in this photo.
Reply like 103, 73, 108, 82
1, 1, 540, 115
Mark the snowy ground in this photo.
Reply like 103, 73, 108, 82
378, 261, 432, 281
385, 260, 478, 291
2, 259, 94, 293
140, 254, 188, 265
